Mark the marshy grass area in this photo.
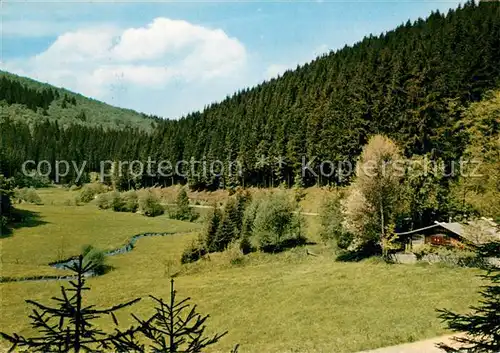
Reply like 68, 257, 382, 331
0, 187, 484, 352
0, 187, 201, 278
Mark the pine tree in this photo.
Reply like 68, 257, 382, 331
213, 199, 238, 252
176, 187, 191, 217
205, 206, 222, 252
133, 279, 236, 353
437, 242, 500, 352
0, 255, 142, 353
170, 187, 197, 221
0, 173, 14, 234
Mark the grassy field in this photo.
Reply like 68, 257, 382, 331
0, 187, 201, 278
0, 187, 484, 352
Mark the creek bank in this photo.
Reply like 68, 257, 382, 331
1, 232, 174, 283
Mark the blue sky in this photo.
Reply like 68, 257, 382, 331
1, 0, 463, 119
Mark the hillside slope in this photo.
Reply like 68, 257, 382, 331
1, 1, 499, 192
0, 71, 157, 131
154, 0, 500, 188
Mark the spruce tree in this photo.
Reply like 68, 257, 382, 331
437, 242, 500, 352
170, 187, 197, 221
133, 279, 235, 353
0, 174, 14, 235
205, 206, 222, 252
213, 199, 238, 252
0, 255, 142, 353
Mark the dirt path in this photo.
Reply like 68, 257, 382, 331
357, 334, 465, 353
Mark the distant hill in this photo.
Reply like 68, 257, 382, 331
0, 71, 157, 131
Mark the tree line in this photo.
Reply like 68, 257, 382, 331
1, 1, 499, 190
0, 75, 59, 113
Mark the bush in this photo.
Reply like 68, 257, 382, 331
121, 190, 138, 212
109, 191, 124, 211
138, 190, 164, 217
252, 191, 306, 253
14, 188, 42, 205
239, 233, 254, 255
95, 192, 112, 210
169, 187, 198, 221
181, 241, 207, 264
226, 243, 245, 266
77, 183, 107, 203
319, 193, 352, 249
81, 245, 108, 275
96, 191, 137, 213
413, 244, 484, 268
12, 172, 50, 189
0, 215, 9, 234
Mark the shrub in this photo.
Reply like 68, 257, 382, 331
96, 191, 137, 213
121, 190, 138, 212
12, 171, 50, 189
138, 190, 164, 217
181, 241, 207, 264
239, 233, 254, 255
169, 187, 198, 221
319, 193, 351, 248
26, 188, 42, 204
252, 191, 306, 253
0, 175, 13, 234
78, 183, 107, 203
227, 243, 245, 266
81, 245, 108, 275
413, 244, 484, 267
95, 192, 112, 210
0, 215, 9, 234
109, 191, 124, 212
14, 187, 42, 205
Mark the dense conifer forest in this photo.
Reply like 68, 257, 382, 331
1, 1, 499, 189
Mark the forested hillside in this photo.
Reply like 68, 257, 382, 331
1, 1, 499, 191
0, 71, 158, 130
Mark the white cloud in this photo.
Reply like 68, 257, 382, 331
3, 18, 247, 106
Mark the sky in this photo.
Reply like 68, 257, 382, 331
1, 0, 464, 119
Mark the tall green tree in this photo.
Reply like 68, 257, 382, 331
437, 242, 500, 353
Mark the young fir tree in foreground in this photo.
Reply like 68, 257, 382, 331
0, 258, 239, 352
133, 278, 239, 353
0, 255, 142, 352
437, 242, 500, 352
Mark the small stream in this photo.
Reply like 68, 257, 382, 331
1, 232, 174, 283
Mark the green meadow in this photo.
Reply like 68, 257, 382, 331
0, 188, 483, 352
